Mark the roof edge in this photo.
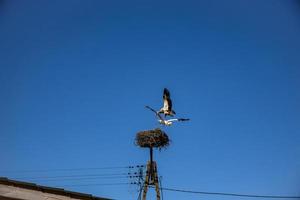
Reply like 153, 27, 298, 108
0, 177, 112, 200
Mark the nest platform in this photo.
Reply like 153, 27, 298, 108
135, 128, 170, 149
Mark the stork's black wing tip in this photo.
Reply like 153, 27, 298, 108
163, 88, 170, 97
179, 118, 190, 121
145, 105, 157, 113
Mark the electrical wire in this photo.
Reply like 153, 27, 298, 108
21, 175, 142, 182
0, 165, 144, 173
57, 183, 131, 187
159, 176, 163, 200
148, 186, 300, 199
136, 181, 145, 200
12, 173, 130, 180
11, 172, 145, 181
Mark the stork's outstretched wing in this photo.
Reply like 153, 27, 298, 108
177, 118, 190, 121
167, 118, 190, 122
145, 106, 163, 121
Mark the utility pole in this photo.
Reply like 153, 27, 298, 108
142, 148, 161, 200
135, 128, 169, 200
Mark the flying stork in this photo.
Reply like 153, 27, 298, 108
158, 88, 176, 117
146, 106, 190, 126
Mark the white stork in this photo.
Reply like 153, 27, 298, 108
146, 106, 189, 126
158, 88, 176, 117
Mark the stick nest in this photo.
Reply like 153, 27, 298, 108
135, 128, 170, 149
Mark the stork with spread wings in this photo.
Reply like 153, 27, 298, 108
146, 106, 189, 126
158, 88, 176, 117
146, 88, 189, 126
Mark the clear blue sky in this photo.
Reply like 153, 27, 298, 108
1, 1, 300, 200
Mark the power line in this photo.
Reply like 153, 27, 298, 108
136, 180, 145, 200
58, 183, 131, 187
21, 176, 142, 182
11, 171, 144, 181
28, 176, 132, 182
0, 165, 144, 173
149, 186, 300, 199
12, 173, 130, 180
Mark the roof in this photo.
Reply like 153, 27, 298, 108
0, 177, 112, 200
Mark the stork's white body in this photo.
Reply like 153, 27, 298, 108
146, 106, 189, 127
158, 119, 172, 126
158, 118, 189, 126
